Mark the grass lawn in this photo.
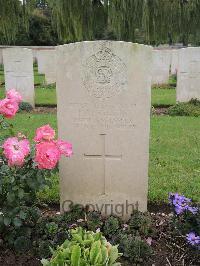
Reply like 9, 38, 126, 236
1, 113, 199, 204
151, 88, 176, 107
35, 87, 57, 105
0, 86, 57, 106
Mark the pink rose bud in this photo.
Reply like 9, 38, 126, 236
34, 124, 56, 142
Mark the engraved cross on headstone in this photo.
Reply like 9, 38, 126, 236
84, 134, 122, 195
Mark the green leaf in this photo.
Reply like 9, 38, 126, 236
108, 246, 120, 265
101, 245, 108, 264
7, 192, 15, 203
19, 210, 26, 220
4, 217, 11, 226
18, 189, 24, 199
71, 245, 81, 266
13, 217, 22, 227
90, 241, 101, 264
41, 259, 50, 266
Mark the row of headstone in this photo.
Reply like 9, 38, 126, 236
152, 48, 200, 102
151, 49, 179, 85
1, 42, 200, 219
0, 46, 56, 84
1, 47, 56, 107
1, 42, 153, 218
2, 45, 200, 110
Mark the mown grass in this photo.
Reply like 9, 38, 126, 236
151, 88, 176, 107
149, 115, 200, 203
1, 113, 199, 204
0, 85, 57, 106
35, 86, 57, 106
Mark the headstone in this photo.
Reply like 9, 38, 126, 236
56, 41, 152, 219
36, 50, 56, 84
152, 50, 171, 84
31, 49, 37, 63
0, 48, 3, 65
3, 48, 35, 107
177, 47, 200, 102
36, 50, 46, 74
171, 49, 179, 75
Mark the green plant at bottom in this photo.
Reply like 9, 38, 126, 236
41, 227, 122, 266
168, 98, 200, 117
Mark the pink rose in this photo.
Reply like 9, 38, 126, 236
34, 124, 55, 142
0, 98, 19, 118
6, 89, 22, 103
35, 141, 61, 169
3, 137, 30, 167
56, 140, 73, 157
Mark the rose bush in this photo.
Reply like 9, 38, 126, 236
0, 89, 72, 248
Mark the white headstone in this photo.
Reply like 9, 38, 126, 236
56, 41, 152, 219
177, 47, 200, 102
31, 49, 37, 63
152, 50, 171, 84
36, 50, 56, 84
36, 50, 46, 74
171, 49, 179, 75
3, 48, 35, 107
0, 48, 3, 65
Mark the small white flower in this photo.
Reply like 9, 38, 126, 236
77, 219, 84, 223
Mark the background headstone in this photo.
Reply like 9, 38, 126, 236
3, 48, 35, 107
36, 50, 46, 74
0, 48, 3, 65
152, 50, 171, 84
36, 50, 56, 84
177, 47, 200, 102
57, 41, 152, 219
171, 49, 179, 75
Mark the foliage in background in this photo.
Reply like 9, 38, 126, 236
1, 0, 200, 45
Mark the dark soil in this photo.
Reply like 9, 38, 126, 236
0, 250, 40, 266
27, 106, 57, 114
153, 107, 169, 115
